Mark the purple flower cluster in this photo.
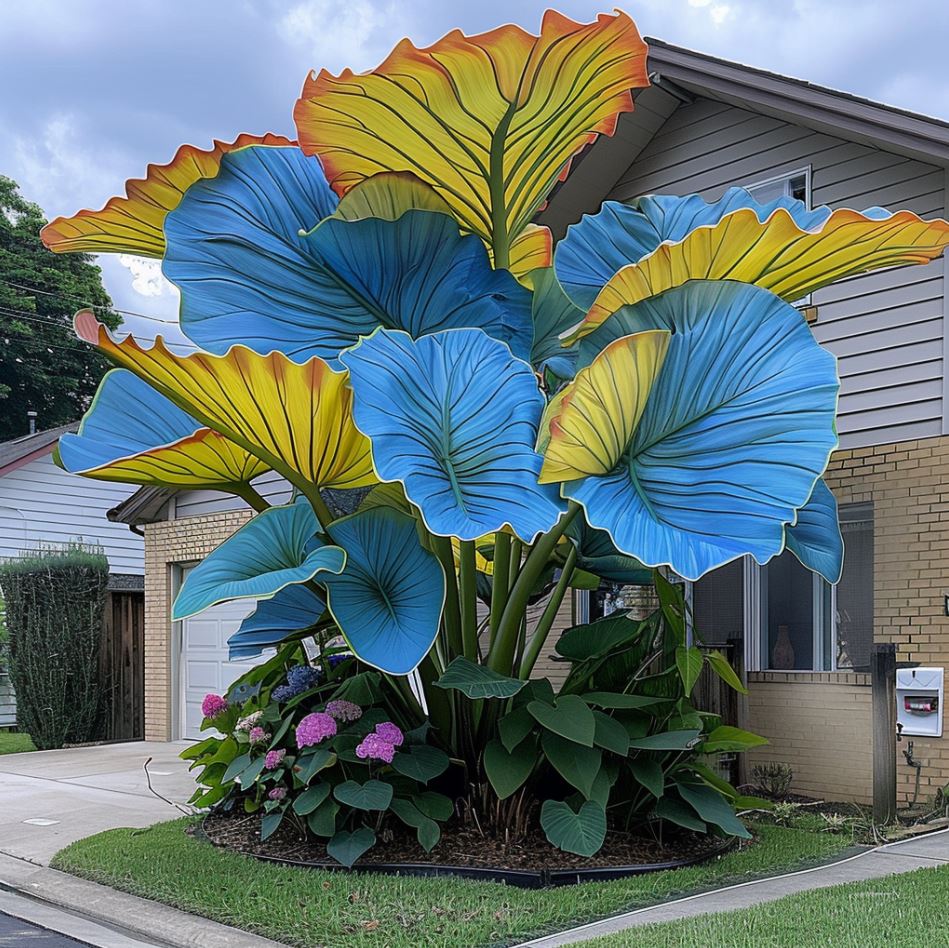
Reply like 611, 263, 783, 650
271, 664, 322, 703
355, 721, 404, 763
296, 712, 337, 748
268, 787, 287, 801
325, 699, 362, 723
201, 693, 228, 719
248, 726, 270, 745
264, 748, 286, 770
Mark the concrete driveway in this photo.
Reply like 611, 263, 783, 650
0, 741, 196, 864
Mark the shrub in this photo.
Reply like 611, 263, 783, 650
752, 762, 795, 799
0, 544, 109, 749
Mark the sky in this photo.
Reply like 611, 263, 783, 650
1, 0, 947, 343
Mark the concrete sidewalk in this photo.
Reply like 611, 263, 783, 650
0, 742, 194, 864
517, 828, 949, 946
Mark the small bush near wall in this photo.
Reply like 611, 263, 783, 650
0, 544, 109, 749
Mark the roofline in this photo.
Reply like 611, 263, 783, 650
645, 38, 949, 165
0, 422, 78, 478
108, 485, 175, 527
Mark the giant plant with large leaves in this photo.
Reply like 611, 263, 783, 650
49, 11, 949, 849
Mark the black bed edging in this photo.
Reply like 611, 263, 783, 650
195, 818, 735, 888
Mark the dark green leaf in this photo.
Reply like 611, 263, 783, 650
179, 736, 219, 761
222, 752, 252, 784
627, 729, 702, 751
588, 766, 617, 807
391, 745, 450, 783
675, 645, 703, 694
484, 739, 536, 799
260, 810, 284, 841
390, 798, 441, 852
630, 758, 664, 797
296, 749, 336, 784
237, 756, 266, 787
655, 796, 705, 832
540, 799, 606, 857
327, 827, 376, 867
498, 706, 535, 753
293, 782, 331, 815
331, 670, 382, 706
685, 762, 736, 799
414, 791, 454, 822
555, 614, 643, 662
678, 783, 751, 838
306, 798, 339, 837
333, 779, 393, 811
541, 732, 601, 798
583, 692, 663, 710
528, 695, 595, 746
591, 711, 630, 756
706, 649, 747, 694
514, 678, 555, 708
435, 657, 527, 699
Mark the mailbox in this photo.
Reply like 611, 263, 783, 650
896, 667, 944, 738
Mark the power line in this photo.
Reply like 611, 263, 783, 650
0, 277, 182, 325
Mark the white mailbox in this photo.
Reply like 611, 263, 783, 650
896, 667, 943, 738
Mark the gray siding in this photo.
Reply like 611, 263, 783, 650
0, 452, 143, 573
173, 470, 292, 520
608, 97, 946, 449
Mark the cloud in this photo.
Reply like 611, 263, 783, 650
116, 255, 178, 299
278, 0, 397, 68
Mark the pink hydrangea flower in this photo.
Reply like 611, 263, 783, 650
325, 700, 362, 723
235, 711, 263, 732
296, 712, 337, 748
356, 733, 396, 764
374, 722, 404, 747
201, 693, 228, 719
264, 749, 286, 770
248, 726, 270, 745
268, 787, 286, 801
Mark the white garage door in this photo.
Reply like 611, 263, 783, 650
179, 570, 269, 740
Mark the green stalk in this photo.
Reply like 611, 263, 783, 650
231, 482, 271, 513
509, 538, 523, 588
430, 535, 463, 659
519, 543, 577, 678
458, 540, 478, 660
488, 532, 512, 645
417, 653, 453, 748
487, 503, 580, 675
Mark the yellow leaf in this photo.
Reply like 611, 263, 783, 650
539, 330, 670, 484
294, 11, 648, 268
75, 311, 376, 491
567, 206, 949, 343
41, 134, 293, 256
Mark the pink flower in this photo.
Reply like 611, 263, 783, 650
248, 726, 270, 745
296, 712, 337, 748
268, 787, 286, 801
374, 722, 404, 747
201, 694, 228, 719
235, 711, 263, 732
264, 749, 286, 770
356, 733, 396, 764
325, 700, 362, 723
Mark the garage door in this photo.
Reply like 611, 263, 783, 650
179, 570, 269, 740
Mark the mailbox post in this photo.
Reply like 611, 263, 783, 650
871, 643, 897, 824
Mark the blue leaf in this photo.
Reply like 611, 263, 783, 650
785, 479, 843, 584
228, 584, 326, 660
555, 187, 835, 310
322, 508, 444, 675
567, 280, 839, 581
341, 328, 564, 541
164, 146, 531, 363
173, 500, 346, 620
529, 267, 582, 378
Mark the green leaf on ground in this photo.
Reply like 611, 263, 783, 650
327, 827, 376, 867
540, 799, 607, 857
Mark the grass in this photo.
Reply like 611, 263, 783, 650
0, 731, 35, 754
52, 819, 855, 947
585, 863, 949, 947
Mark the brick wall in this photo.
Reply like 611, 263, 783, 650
745, 672, 874, 804
143, 510, 251, 740
824, 433, 949, 804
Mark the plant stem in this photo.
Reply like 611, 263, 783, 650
296, 481, 334, 528
458, 540, 478, 660
487, 503, 580, 675
430, 536, 463, 659
509, 538, 523, 588
231, 482, 271, 513
488, 533, 512, 645
519, 543, 577, 678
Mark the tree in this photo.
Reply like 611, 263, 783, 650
0, 175, 119, 441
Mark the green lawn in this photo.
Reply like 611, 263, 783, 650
585, 863, 949, 947
52, 819, 856, 947
0, 731, 35, 754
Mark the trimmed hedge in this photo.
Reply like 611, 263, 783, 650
0, 545, 108, 749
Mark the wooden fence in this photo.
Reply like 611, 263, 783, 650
99, 590, 145, 741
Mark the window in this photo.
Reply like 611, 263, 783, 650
746, 169, 809, 205
686, 501, 874, 673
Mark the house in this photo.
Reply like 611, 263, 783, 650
112, 39, 949, 808
0, 422, 145, 736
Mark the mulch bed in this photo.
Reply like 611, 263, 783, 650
199, 807, 734, 872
